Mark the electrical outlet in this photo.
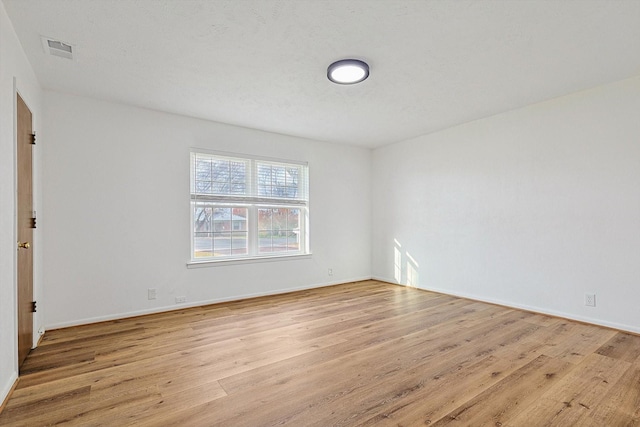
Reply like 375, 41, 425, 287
585, 293, 596, 307
147, 288, 157, 300
328, 268, 333, 276
175, 296, 187, 304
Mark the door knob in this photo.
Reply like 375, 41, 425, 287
18, 241, 30, 249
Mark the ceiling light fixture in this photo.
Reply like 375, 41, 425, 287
327, 59, 369, 85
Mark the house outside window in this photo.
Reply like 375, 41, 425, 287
190, 151, 309, 262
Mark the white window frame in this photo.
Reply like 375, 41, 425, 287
188, 150, 309, 265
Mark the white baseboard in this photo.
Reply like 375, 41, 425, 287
48, 275, 638, 335
373, 274, 640, 335
46, 276, 373, 330
0, 372, 18, 412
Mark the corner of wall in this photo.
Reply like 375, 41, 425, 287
0, 0, 44, 406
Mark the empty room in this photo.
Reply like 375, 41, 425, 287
1, 0, 639, 425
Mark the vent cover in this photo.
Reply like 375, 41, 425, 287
40, 36, 74, 60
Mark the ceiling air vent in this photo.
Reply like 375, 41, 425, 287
40, 36, 74, 60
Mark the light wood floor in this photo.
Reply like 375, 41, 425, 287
1, 280, 639, 426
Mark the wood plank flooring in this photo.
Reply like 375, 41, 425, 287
1, 280, 639, 426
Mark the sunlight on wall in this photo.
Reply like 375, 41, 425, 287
394, 239, 402, 283
406, 251, 419, 287
393, 238, 420, 287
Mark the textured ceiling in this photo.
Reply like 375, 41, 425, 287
3, 0, 640, 148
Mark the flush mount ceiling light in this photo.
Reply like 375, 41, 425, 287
327, 59, 369, 85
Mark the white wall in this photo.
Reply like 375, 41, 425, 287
372, 76, 640, 333
0, 1, 43, 406
42, 91, 371, 328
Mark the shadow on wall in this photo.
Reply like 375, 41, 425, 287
394, 238, 419, 287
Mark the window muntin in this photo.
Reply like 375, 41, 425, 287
190, 151, 308, 262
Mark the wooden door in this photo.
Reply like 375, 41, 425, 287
17, 93, 34, 369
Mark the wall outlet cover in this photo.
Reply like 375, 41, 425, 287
585, 293, 596, 307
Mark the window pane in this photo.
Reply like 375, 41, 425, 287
193, 205, 212, 232
257, 164, 272, 197
286, 167, 299, 183
259, 235, 273, 253
273, 167, 286, 185
213, 208, 231, 232
287, 232, 299, 251
258, 207, 273, 253
288, 208, 300, 230
230, 161, 245, 183
212, 159, 230, 183
213, 232, 231, 256
231, 231, 248, 255
273, 186, 287, 198
194, 232, 213, 258
194, 158, 211, 194
286, 208, 300, 251
258, 208, 272, 231
230, 208, 248, 256
257, 207, 301, 254
272, 209, 285, 231
285, 185, 298, 198
231, 183, 245, 194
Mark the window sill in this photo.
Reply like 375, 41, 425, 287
186, 253, 312, 268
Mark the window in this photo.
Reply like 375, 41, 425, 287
190, 151, 309, 262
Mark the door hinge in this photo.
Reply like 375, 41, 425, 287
30, 132, 36, 145
31, 301, 37, 313
30, 217, 37, 229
